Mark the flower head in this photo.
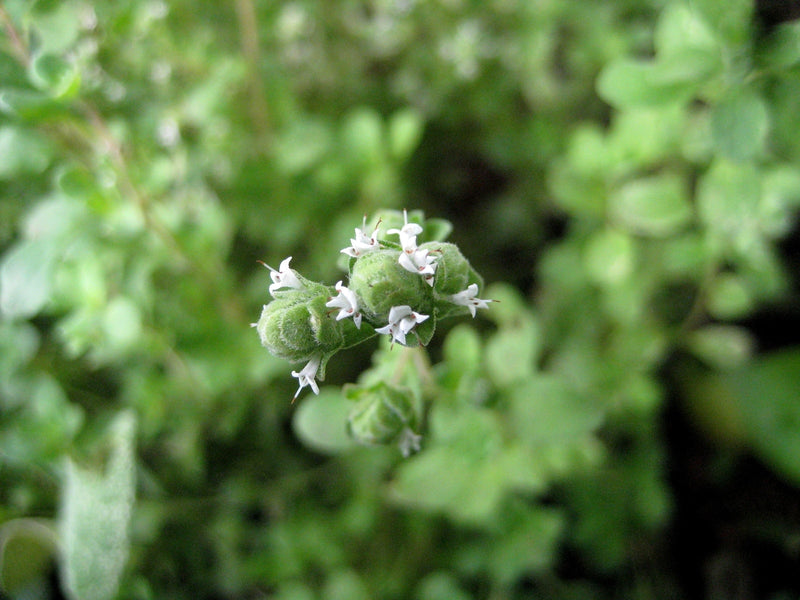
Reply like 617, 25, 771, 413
449, 283, 493, 317
341, 216, 382, 258
375, 305, 430, 346
291, 355, 321, 402
262, 256, 304, 297
326, 280, 362, 328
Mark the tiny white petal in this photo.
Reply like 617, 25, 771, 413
387, 305, 413, 324
397, 427, 422, 457
387, 209, 424, 253
265, 256, 304, 296
377, 305, 429, 346
291, 356, 321, 401
449, 283, 493, 317
325, 281, 362, 328
398, 247, 437, 280
341, 216, 381, 257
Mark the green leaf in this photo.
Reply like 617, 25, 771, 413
597, 59, 686, 109
274, 117, 332, 174
758, 20, 800, 69
583, 229, 635, 285
29, 1, 84, 54
389, 445, 504, 524
29, 53, 81, 99
690, 0, 753, 48
388, 108, 424, 162
711, 88, 769, 162
724, 348, 800, 484
4, 375, 84, 461
705, 272, 755, 320
508, 375, 604, 446
0, 519, 57, 596
417, 572, 473, 600
341, 107, 384, 169
697, 159, 761, 242
443, 324, 482, 374
0, 321, 40, 387
686, 324, 755, 370
59, 410, 136, 600
597, 49, 719, 109
610, 173, 692, 237
293, 388, 357, 454
0, 88, 68, 121
390, 406, 506, 523
0, 126, 53, 179
484, 315, 540, 386
483, 282, 530, 328
0, 238, 59, 319
654, 3, 718, 59
419, 218, 453, 243
759, 166, 800, 238
322, 570, 371, 600
483, 503, 564, 584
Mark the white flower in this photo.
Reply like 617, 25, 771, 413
397, 427, 422, 457
375, 305, 430, 346
387, 209, 423, 254
398, 247, 437, 285
389, 209, 437, 285
262, 256, 304, 296
341, 216, 382, 258
291, 355, 321, 401
326, 280, 362, 328
449, 283, 493, 317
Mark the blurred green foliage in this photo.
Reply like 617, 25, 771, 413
1, 0, 800, 598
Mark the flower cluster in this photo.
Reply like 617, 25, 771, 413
254, 209, 492, 401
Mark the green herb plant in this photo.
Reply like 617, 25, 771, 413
2, 1, 800, 599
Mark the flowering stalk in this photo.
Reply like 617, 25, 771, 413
255, 209, 492, 405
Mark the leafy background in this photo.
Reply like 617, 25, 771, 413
1, 0, 800, 598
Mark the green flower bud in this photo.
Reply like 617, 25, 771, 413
348, 249, 433, 322
346, 382, 420, 452
256, 290, 343, 363
420, 241, 481, 296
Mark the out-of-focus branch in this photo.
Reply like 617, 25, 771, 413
234, 0, 271, 151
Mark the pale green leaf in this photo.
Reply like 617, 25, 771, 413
0, 127, 52, 179
583, 229, 635, 285
689, 0, 753, 48
706, 272, 755, 320
655, 3, 718, 58
388, 108, 424, 162
697, 159, 761, 241
484, 315, 539, 386
686, 324, 755, 370
29, 53, 80, 99
0, 519, 57, 596
0, 238, 59, 319
711, 88, 769, 162
611, 173, 692, 237
758, 20, 800, 69
341, 107, 384, 168
59, 410, 136, 600
274, 118, 332, 174
508, 375, 604, 446
293, 388, 357, 454
726, 348, 800, 484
